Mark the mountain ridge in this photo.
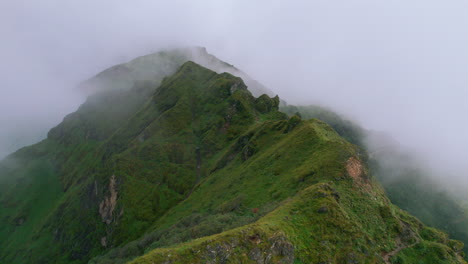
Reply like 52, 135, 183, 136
0, 58, 466, 264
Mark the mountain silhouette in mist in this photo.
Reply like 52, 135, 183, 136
0, 48, 466, 264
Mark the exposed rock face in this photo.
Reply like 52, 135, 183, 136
197, 233, 294, 264
99, 175, 118, 225
203, 242, 238, 264
101, 236, 107, 247
248, 234, 295, 264
346, 157, 363, 180
346, 156, 371, 187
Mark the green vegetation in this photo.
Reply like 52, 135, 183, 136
0, 61, 288, 263
0, 156, 63, 263
372, 154, 468, 257
0, 58, 466, 264
280, 104, 366, 146
127, 158, 464, 263
282, 103, 468, 259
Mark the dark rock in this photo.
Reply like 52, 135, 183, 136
315, 191, 329, 198
248, 247, 264, 264
268, 235, 295, 264
347, 252, 359, 264
332, 189, 340, 202
317, 206, 329, 214
14, 217, 25, 226
242, 143, 257, 161
203, 242, 232, 264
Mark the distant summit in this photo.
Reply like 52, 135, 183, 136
79, 47, 274, 98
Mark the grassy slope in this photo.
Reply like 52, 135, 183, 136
95, 104, 466, 262
128, 119, 465, 263
282, 104, 468, 259
0, 153, 63, 263
280, 104, 366, 147
0, 83, 158, 263
374, 161, 468, 257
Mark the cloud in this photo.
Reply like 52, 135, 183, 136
1, 0, 467, 185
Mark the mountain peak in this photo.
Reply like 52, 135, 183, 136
78, 47, 274, 98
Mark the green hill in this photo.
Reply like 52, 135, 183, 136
0, 56, 466, 263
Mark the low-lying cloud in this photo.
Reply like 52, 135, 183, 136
1, 0, 467, 187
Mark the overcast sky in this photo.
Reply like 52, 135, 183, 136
1, 0, 467, 183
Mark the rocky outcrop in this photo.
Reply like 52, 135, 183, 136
200, 233, 294, 264
99, 175, 118, 225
